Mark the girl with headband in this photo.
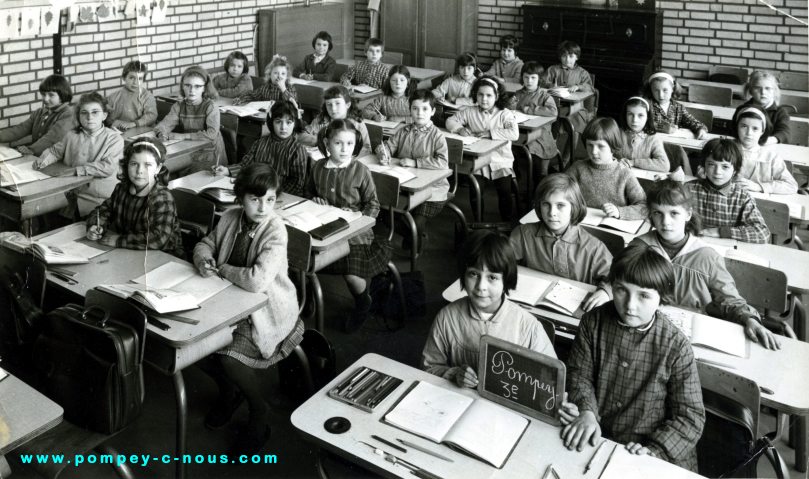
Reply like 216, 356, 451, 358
642, 71, 708, 140
710, 105, 797, 194
736, 71, 791, 145
617, 96, 670, 172
86, 137, 185, 258
446, 75, 519, 222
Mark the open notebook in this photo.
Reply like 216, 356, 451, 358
383, 381, 529, 469
443, 272, 590, 318
0, 161, 51, 187
0, 146, 22, 162
520, 207, 650, 235
172, 175, 236, 203
366, 164, 416, 183
276, 200, 362, 233
600, 444, 702, 479
127, 130, 184, 146
659, 306, 748, 358
2, 223, 109, 264
98, 261, 232, 314
219, 101, 273, 118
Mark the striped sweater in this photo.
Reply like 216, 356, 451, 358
228, 134, 309, 197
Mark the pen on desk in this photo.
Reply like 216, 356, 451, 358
397, 439, 453, 462
760, 386, 774, 395
597, 445, 618, 478
49, 271, 77, 285
584, 440, 607, 473
207, 259, 224, 281
542, 464, 553, 479
367, 379, 399, 407
347, 371, 378, 399
550, 465, 561, 479
333, 367, 368, 395
339, 369, 370, 397
354, 375, 384, 403
281, 199, 306, 210
375, 376, 392, 391
371, 435, 406, 453
696, 358, 736, 370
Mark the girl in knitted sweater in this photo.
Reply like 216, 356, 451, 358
565, 117, 646, 220
730, 106, 797, 194
193, 163, 303, 455
618, 97, 669, 172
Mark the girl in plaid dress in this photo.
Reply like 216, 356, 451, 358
306, 119, 391, 333
299, 85, 373, 156
193, 163, 303, 455
233, 55, 298, 106
361, 65, 416, 123
86, 137, 183, 258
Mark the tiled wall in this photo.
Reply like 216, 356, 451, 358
476, 0, 808, 78
0, 0, 318, 130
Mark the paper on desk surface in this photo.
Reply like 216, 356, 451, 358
352, 84, 378, 94
442, 132, 480, 145
600, 445, 699, 479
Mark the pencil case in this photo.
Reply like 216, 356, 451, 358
310, 218, 350, 241
327, 366, 403, 413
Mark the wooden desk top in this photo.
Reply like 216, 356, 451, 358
292, 353, 701, 479
335, 59, 444, 82
440, 267, 809, 415
518, 115, 555, 131
502, 83, 594, 104
459, 137, 507, 158
356, 154, 452, 193
0, 372, 63, 455
735, 242, 809, 294
680, 78, 808, 99
0, 156, 93, 202
519, 207, 648, 246
37, 226, 267, 346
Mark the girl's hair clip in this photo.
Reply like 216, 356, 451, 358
272, 54, 287, 62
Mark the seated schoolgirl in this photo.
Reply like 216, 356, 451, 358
422, 230, 556, 388
509, 174, 612, 312
194, 163, 303, 455
34, 92, 123, 219
86, 137, 184, 258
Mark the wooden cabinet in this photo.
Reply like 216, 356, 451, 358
380, 0, 477, 71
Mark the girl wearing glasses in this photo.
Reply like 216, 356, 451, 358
153, 65, 227, 175
34, 92, 124, 219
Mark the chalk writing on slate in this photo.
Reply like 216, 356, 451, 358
477, 335, 566, 426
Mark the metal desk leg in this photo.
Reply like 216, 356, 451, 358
308, 272, 324, 333
468, 173, 482, 222
172, 372, 187, 479
797, 416, 808, 473
515, 144, 533, 211
402, 212, 418, 271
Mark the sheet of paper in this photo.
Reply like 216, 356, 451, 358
0, 9, 21, 40
244, 101, 274, 111
600, 445, 698, 479
384, 381, 473, 443
131, 261, 197, 290
0, 146, 22, 161
520, 209, 539, 224
305, 147, 325, 161
20, 7, 40, 37
508, 274, 552, 306
172, 272, 232, 304
510, 111, 533, 124
289, 77, 313, 85
659, 306, 693, 338
690, 314, 747, 358
581, 207, 606, 227
317, 208, 362, 224
0, 162, 51, 187
39, 223, 89, 246
544, 281, 589, 314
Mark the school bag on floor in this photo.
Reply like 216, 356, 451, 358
32, 302, 146, 435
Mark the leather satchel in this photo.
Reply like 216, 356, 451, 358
33, 304, 145, 435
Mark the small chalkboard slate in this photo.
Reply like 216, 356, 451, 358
477, 335, 565, 426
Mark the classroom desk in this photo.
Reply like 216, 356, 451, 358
657, 131, 809, 168
356, 153, 452, 271
519, 206, 653, 248
449, 135, 508, 222
167, 172, 376, 333
0, 155, 93, 235
503, 83, 594, 115
680, 101, 809, 125
37, 226, 268, 479
292, 353, 702, 479
0, 371, 64, 477
335, 59, 445, 89
121, 127, 211, 173
441, 265, 809, 470
680, 78, 809, 100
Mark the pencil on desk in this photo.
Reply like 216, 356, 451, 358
584, 440, 607, 473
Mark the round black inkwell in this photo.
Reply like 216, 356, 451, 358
324, 416, 351, 434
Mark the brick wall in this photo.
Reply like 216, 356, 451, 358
0, 0, 320, 131
477, 0, 808, 79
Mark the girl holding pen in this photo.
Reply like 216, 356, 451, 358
361, 66, 417, 124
